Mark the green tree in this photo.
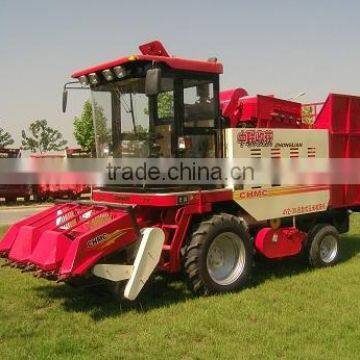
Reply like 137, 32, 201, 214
144, 91, 174, 119
73, 100, 95, 152
0, 128, 14, 148
21, 119, 67, 153
157, 92, 174, 118
94, 103, 111, 147
73, 100, 110, 154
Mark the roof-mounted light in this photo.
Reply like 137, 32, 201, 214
79, 75, 89, 85
102, 69, 114, 81
88, 73, 99, 85
113, 66, 126, 78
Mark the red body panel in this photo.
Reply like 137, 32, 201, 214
314, 94, 360, 208
219, 88, 248, 126
72, 54, 223, 78
254, 227, 305, 259
0, 204, 67, 255
92, 189, 233, 207
240, 96, 302, 128
219, 93, 302, 129
59, 212, 138, 276
29, 230, 72, 271
72, 40, 223, 79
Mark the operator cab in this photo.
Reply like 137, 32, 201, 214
65, 41, 224, 192
69, 41, 223, 160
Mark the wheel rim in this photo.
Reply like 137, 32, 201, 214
206, 232, 246, 286
319, 235, 338, 263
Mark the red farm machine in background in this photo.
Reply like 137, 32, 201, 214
0, 148, 90, 203
1, 41, 360, 301
0, 148, 32, 203
30, 149, 91, 201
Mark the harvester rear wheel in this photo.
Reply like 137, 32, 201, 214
184, 213, 252, 295
306, 224, 340, 267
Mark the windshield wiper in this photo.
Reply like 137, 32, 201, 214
115, 89, 137, 134
129, 93, 137, 134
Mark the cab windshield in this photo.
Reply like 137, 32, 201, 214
91, 75, 217, 158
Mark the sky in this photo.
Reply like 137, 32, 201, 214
1, 0, 359, 146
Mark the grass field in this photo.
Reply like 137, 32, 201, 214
1, 216, 360, 359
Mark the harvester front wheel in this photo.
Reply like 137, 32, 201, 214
306, 224, 340, 267
184, 213, 252, 295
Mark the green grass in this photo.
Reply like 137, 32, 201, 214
1, 216, 360, 360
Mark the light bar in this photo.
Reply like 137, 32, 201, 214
88, 73, 99, 85
113, 66, 126, 78
79, 75, 89, 85
102, 69, 114, 81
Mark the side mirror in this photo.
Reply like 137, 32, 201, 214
62, 88, 68, 113
145, 68, 162, 96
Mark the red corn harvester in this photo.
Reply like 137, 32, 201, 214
1, 40, 360, 300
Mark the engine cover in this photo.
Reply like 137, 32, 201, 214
254, 227, 305, 259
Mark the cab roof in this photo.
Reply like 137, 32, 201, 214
71, 40, 223, 78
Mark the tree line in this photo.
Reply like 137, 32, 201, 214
0, 100, 100, 153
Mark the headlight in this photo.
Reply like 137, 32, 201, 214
88, 73, 99, 85
79, 75, 89, 85
102, 69, 114, 81
113, 66, 126, 78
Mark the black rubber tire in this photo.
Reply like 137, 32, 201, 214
184, 213, 252, 295
306, 224, 340, 268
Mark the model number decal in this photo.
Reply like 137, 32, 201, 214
283, 203, 326, 216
